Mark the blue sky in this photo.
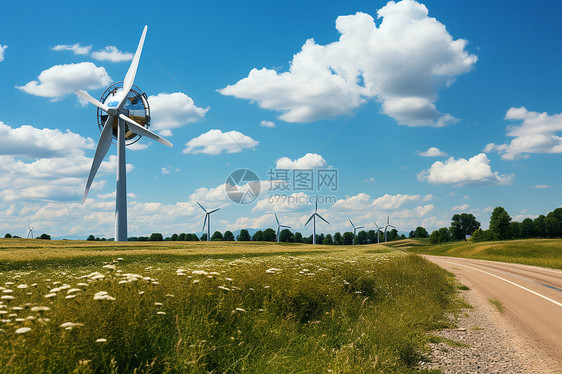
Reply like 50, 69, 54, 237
1, 0, 561, 239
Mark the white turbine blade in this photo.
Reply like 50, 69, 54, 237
304, 214, 314, 226
274, 213, 280, 226
118, 25, 148, 108
208, 208, 220, 214
357, 226, 364, 230
281, 225, 291, 228
74, 90, 109, 112
316, 213, 330, 225
83, 115, 114, 202
118, 114, 172, 147
202, 214, 207, 232
315, 200, 318, 212
196, 201, 207, 213
389, 224, 396, 229
349, 219, 355, 228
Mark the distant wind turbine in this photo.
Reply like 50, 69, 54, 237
304, 201, 329, 244
373, 221, 383, 243
197, 201, 220, 241
383, 216, 396, 242
27, 225, 34, 239
349, 219, 364, 245
274, 213, 291, 242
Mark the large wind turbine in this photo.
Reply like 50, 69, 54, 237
74, 26, 172, 241
274, 213, 291, 242
383, 215, 396, 242
27, 225, 34, 239
349, 219, 364, 245
304, 201, 329, 244
373, 221, 383, 243
198, 202, 220, 241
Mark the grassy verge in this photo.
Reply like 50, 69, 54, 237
489, 298, 504, 313
0, 241, 458, 373
387, 238, 562, 270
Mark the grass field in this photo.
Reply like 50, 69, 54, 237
386, 238, 562, 270
0, 239, 461, 373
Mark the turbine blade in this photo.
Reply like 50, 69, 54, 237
281, 225, 291, 228
196, 201, 207, 213
208, 208, 220, 214
304, 214, 314, 226
349, 219, 354, 228
357, 226, 364, 230
74, 90, 109, 112
316, 213, 330, 225
118, 114, 172, 147
83, 115, 114, 202
275, 213, 279, 225
119, 25, 148, 109
315, 200, 318, 212
202, 214, 207, 232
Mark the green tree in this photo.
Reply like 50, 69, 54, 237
509, 222, 522, 239
294, 232, 303, 243
342, 232, 354, 245
323, 234, 333, 245
4, 233, 12, 238
489, 207, 511, 240
450, 213, 480, 241
547, 208, 562, 237
237, 229, 251, 241
211, 231, 223, 241
171, 233, 179, 241
533, 215, 546, 237
252, 230, 263, 241
186, 233, 199, 241
333, 232, 343, 245
414, 226, 429, 238
408, 231, 415, 238
387, 229, 399, 241
87, 235, 95, 241
262, 228, 277, 242
38, 233, 51, 240
354, 230, 368, 245
149, 233, 163, 241
223, 231, 235, 241
316, 233, 325, 245
279, 229, 293, 242
545, 216, 559, 238
521, 218, 534, 238
367, 230, 377, 243
178, 233, 186, 241
200, 233, 208, 241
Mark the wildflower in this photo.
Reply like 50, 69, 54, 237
138, 291, 145, 295
225, 278, 233, 281
60, 322, 84, 330
192, 270, 208, 275
67, 288, 82, 294
156, 311, 166, 315
96, 338, 107, 343
77, 283, 88, 287
154, 302, 163, 306
44, 293, 57, 299
234, 308, 246, 313
218, 286, 231, 292
15, 327, 31, 334
1, 295, 15, 300
103, 264, 116, 271
265, 268, 282, 274
17, 285, 28, 289
116, 258, 124, 261
165, 294, 174, 298
2, 289, 13, 293
65, 295, 76, 299
192, 279, 200, 284
93, 291, 115, 301
209, 272, 220, 276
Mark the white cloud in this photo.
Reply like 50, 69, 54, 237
534, 184, 551, 189
372, 193, 425, 209
52, 43, 92, 55
183, 129, 258, 155
161, 166, 171, 175
363, 177, 375, 183
17, 62, 111, 100
219, 0, 476, 125
484, 107, 562, 160
148, 92, 209, 134
417, 153, 512, 186
418, 146, 448, 157
451, 203, 469, 211
275, 153, 327, 169
0, 44, 7, 61
91, 46, 133, 62
332, 193, 372, 211
260, 120, 276, 128
252, 191, 312, 213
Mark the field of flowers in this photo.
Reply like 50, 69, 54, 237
0, 240, 459, 373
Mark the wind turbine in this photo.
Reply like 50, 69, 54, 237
383, 215, 396, 242
349, 219, 364, 245
304, 201, 329, 244
74, 25, 172, 242
27, 225, 34, 239
373, 221, 383, 243
197, 202, 220, 241
274, 213, 291, 242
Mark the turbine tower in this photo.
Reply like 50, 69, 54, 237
27, 225, 34, 239
349, 219, 364, 245
74, 26, 172, 241
373, 221, 383, 243
274, 213, 291, 242
304, 201, 329, 244
197, 202, 220, 241
383, 215, 396, 242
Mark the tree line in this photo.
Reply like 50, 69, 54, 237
429, 207, 562, 244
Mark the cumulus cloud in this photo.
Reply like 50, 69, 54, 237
91, 46, 133, 62
0, 44, 7, 61
372, 193, 426, 209
219, 0, 476, 125
534, 184, 551, 189
183, 129, 258, 155
484, 107, 562, 160
52, 43, 92, 55
451, 204, 469, 211
417, 153, 512, 186
260, 120, 276, 128
17, 62, 111, 99
418, 146, 447, 157
148, 92, 209, 134
275, 153, 327, 169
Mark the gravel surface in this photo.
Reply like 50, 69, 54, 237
422, 283, 559, 373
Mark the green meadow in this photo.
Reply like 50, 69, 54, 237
0, 239, 461, 373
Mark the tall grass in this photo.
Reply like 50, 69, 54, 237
0, 243, 457, 373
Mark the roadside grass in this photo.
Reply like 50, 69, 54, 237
0, 241, 459, 373
389, 238, 562, 270
488, 298, 504, 313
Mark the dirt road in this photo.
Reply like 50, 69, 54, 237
424, 255, 562, 371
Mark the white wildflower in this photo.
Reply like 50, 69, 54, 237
156, 311, 166, 315
44, 293, 57, 299
15, 327, 31, 334
192, 270, 208, 275
218, 286, 231, 292
96, 338, 107, 343
265, 268, 282, 274
59, 322, 83, 330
